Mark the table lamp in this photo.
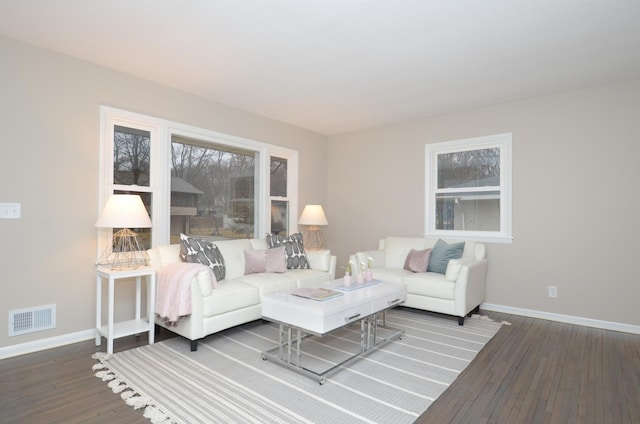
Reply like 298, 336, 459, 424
298, 204, 328, 250
95, 194, 152, 269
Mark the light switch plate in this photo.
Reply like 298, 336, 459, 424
0, 203, 21, 219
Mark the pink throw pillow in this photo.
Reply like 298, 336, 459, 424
244, 247, 287, 274
403, 248, 431, 273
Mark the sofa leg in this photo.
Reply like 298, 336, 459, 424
458, 316, 465, 326
190, 340, 198, 352
467, 305, 481, 317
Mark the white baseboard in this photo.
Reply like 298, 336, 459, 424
2, 305, 639, 360
0, 329, 95, 360
482, 303, 640, 335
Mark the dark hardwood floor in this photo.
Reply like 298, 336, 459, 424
1, 311, 639, 423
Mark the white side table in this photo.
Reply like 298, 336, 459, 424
95, 266, 156, 354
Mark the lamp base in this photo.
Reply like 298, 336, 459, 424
303, 226, 324, 250
96, 229, 150, 270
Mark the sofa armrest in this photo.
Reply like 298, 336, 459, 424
453, 258, 488, 316
155, 270, 206, 340
356, 249, 385, 269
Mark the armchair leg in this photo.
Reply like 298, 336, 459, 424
190, 340, 199, 352
458, 317, 465, 326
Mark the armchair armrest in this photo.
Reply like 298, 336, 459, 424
356, 249, 385, 268
453, 258, 488, 316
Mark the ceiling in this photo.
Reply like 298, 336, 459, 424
1, 1, 640, 135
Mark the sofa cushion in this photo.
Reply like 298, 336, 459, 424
384, 237, 429, 269
235, 273, 298, 299
403, 248, 431, 273
404, 272, 456, 299
369, 267, 413, 284
306, 249, 332, 272
427, 239, 465, 274
244, 247, 287, 274
159, 244, 181, 266
202, 280, 260, 318
179, 234, 226, 281
266, 232, 310, 270
250, 237, 269, 250
214, 238, 254, 280
286, 268, 333, 288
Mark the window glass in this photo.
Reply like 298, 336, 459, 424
435, 191, 500, 231
437, 147, 500, 189
113, 189, 152, 249
113, 125, 150, 186
270, 157, 287, 197
170, 135, 257, 242
270, 200, 288, 236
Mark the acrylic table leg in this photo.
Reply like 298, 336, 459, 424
296, 329, 302, 366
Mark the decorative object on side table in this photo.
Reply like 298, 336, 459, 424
95, 194, 152, 270
298, 204, 328, 250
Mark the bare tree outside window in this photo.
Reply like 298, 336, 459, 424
170, 137, 257, 241
113, 126, 150, 186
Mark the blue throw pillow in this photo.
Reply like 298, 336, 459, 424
427, 239, 465, 274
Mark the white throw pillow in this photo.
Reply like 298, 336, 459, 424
306, 249, 331, 271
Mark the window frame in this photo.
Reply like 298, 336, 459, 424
98, 106, 299, 254
424, 133, 513, 244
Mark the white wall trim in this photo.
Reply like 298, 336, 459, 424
0, 329, 95, 360
482, 303, 640, 335
3, 304, 639, 360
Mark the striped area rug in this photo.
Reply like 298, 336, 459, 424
93, 308, 504, 423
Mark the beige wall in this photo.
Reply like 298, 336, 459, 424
327, 80, 640, 326
0, 36, 327, 349
2, 34, 638, 352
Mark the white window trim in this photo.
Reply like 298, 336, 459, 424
98, 106, 298, 253
425, 133, 513, 244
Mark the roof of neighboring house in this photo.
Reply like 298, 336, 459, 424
171, 176, 203, 195
114, 171, 203, 195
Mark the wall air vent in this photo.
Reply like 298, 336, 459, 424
8, 304, 56, 337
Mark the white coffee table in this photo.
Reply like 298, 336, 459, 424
261, 279, 407, 384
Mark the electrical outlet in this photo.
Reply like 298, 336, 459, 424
548, 285, 558, 298
0, 203, 21, 219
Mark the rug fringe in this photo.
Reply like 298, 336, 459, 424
93, 353, 174, 423
471, 314, 512, 326
144, 405, 173, 423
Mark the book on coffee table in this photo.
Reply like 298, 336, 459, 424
291, 287, 344, 301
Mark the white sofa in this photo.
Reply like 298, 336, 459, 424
352, 237, 487, 325
148, 237, 336, 351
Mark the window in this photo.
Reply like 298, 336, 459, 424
270, 157, 289, 236
425, 133, 512, 243
106, 124, 155, 251
98, 107, 298, 253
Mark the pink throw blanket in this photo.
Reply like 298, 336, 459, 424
155, 262, 216, 325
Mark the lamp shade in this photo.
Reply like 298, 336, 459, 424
298, 204, 328, 226
95, 194, 152, 228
